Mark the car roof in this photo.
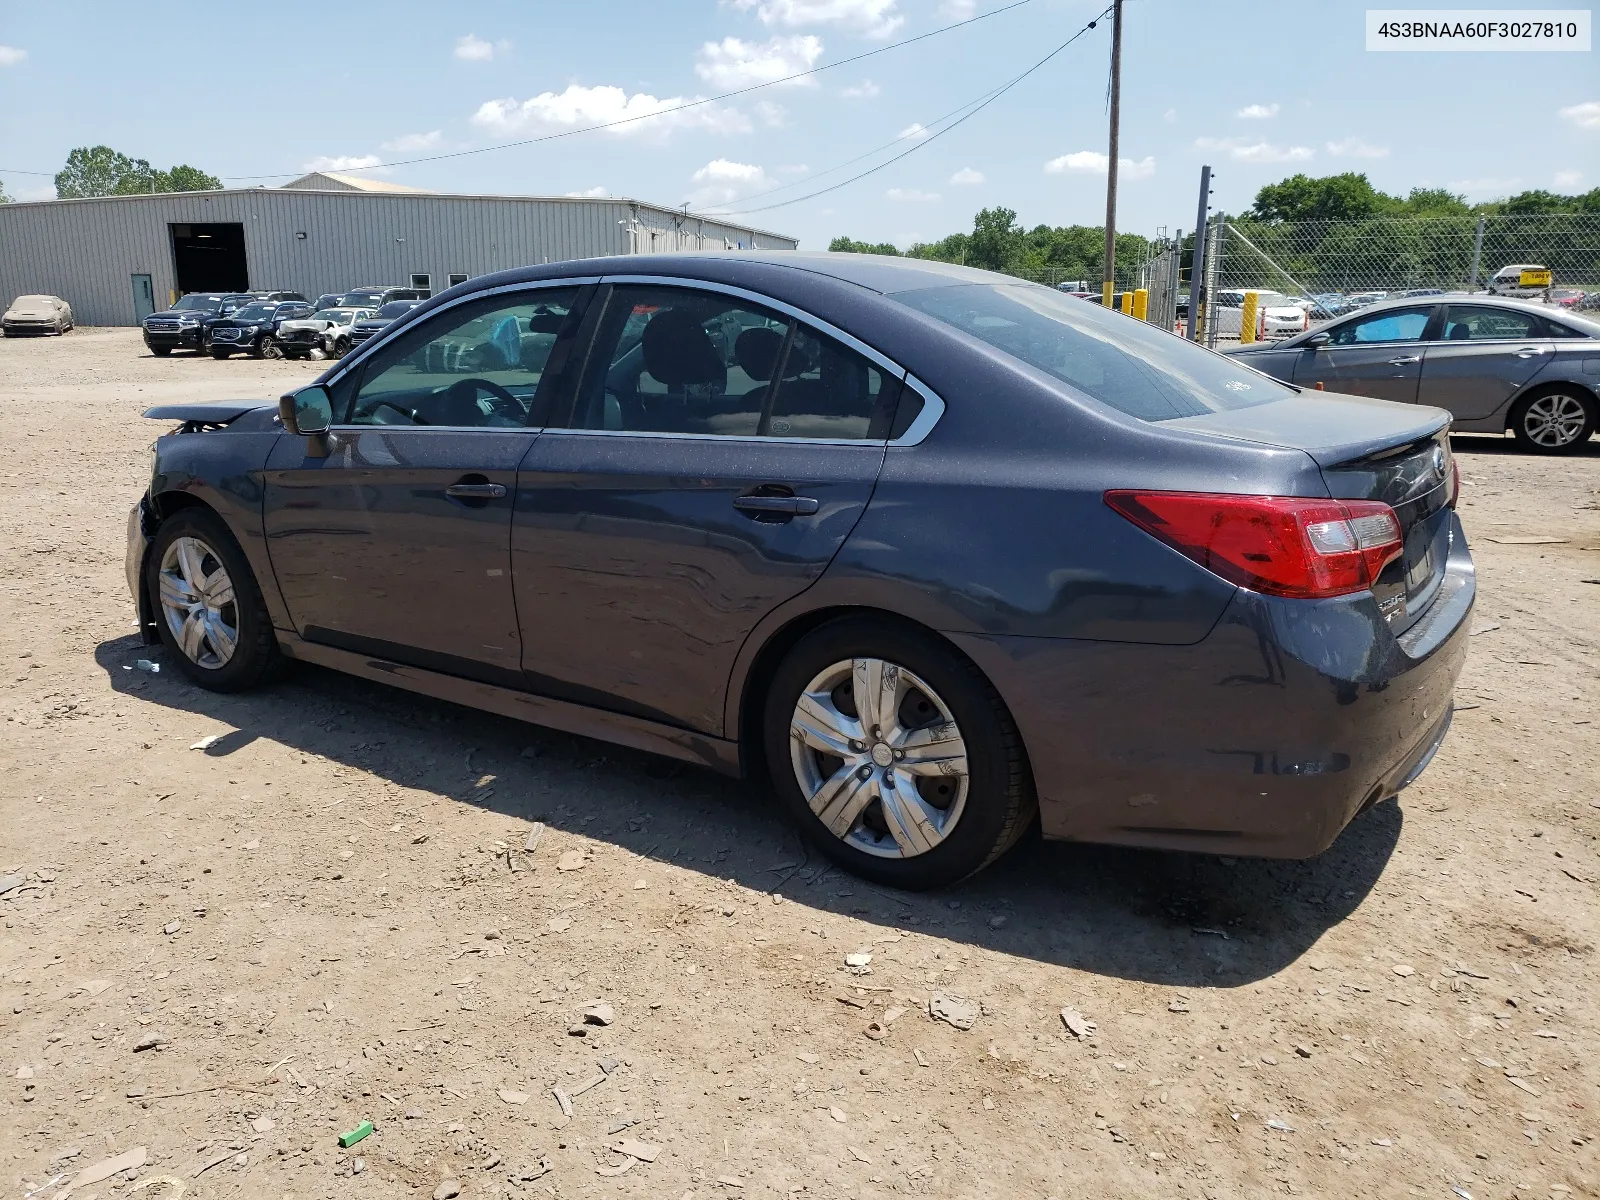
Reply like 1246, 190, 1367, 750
1339, 293, 1562, 318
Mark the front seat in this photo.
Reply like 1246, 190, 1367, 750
639, 310, 726, 431
1447, 321, 1471, 340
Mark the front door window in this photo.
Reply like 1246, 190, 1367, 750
1327, 307, 1432, 345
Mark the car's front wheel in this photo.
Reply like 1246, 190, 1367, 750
147, 507, 282, 692
762, 616, 1035, 889
1510, 386, 1596, 454
260, 335, 283, 359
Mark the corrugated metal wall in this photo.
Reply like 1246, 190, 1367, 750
0, 190, 798, 326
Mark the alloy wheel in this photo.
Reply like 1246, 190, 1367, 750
1521, 392, 1588, 448
789, 657, 969, 859
261, 335, 282, 359
157, 536, 239, 670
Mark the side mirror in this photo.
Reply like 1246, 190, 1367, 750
280, 385, 333, 435
1305, 331, 1332, 348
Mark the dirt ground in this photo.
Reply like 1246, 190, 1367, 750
2, 326, 1597, 1200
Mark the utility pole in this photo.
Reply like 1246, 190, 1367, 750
1101, 0, 1123, 308
1186, 164, 1211, 340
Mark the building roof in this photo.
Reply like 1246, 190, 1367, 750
280, 172, 430, 193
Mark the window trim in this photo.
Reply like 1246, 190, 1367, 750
558, 273, 944, 447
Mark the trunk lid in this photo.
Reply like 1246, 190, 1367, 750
1166, 393, 1456, 634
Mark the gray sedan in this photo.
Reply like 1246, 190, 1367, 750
1228, 295, 1600, 453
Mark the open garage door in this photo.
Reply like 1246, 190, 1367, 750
170, 223, 248, 295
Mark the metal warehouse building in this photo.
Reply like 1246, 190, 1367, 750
0, 173, 797, 327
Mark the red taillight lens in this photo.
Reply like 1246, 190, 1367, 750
1105, 491, 1404, 599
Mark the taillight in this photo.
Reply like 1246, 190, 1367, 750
1105, 491, 1404, 599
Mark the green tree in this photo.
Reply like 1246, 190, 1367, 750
964, 206, 1023, 271
1248, 172, 1399, 222
827, 236, 900, 255
1401, 187, 1469, 215
0, 181, 11, 204
55, 145, 221, 198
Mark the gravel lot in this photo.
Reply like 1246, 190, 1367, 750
3, 327, 1597, 1199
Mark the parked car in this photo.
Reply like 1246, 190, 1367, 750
1485, 263, 1551, 299
340, 285, 428, 310
1211, 289, 1308, 339
127, 252, 1473, 888
1346, 291, 1389, 308
141, 293, 257, 355
1546, 287, 1586, 309
3, 294, 73, 336
313, 293, 344, 311
256, 290, 310, 303
206, 300, 318, 358
347, 299, 423, 349
1227, 294, 1600, 453
275, 307, 374, 359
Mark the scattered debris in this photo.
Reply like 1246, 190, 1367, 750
863, 1020, 888, 1040
338, 1120, 374, 1148
844, 949, 873, 973
133, 1033, 168, 1052
524, 822, 545, 855
796, 1051, 820, 1064
250, 1116, 274, 1133
1192, 926, 1231, 939
188, 735, 221, 751
133, 659, 161, 673
497, 1089, 529, 1106
1059, 1006, 1096, 1039
612, 1138, 659, 1162
830, 1106, 848, 1123
556, 849, 587, 872
928, 991, 978, 1031
1265, 1118, 1295, 1133
0, 873, 25, 897
552, 1086, 574, 1116
1391, 964, 1415, 977
161, 921, 180, 936
583, 1002, 615, 1026
1485, 536, 1567, 545
128, 1176, 186, 1197
68, 1147, 148, 1191
1167, 997, 1191, 1014
914, 1048, 930, 1067
432, 1181, 461, 1200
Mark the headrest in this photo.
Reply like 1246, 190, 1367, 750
641, 309, 725, 388
734, 327, 784, 382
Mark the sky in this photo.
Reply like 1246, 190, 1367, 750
0, 0, 1595, 249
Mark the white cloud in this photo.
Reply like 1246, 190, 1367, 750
696, 35, 822, 89
841, 79, 880, 99
1326, 137, 1389, 159
886, 187, 940, 202
1554, 169, 1583, 188
1450, 176, 1523, 198
381, 130, 443, 153
729, 0, 903, 38
472, 85, 750, 139
1044, 150, 1155, 180
688, 158, 774, 206
454, 34, 497, 62
12, 185, 55, 202
1194, 136, 1314, 164
1237, 103, 1279, 119
756, 100, 789, 126
1559, 100, 1600, 129
565, 186, 610, 198
777, 163, 810, 176
0, 45, 26, 67
302, 154, 385, 172
898, 122, 930, 142
1163, 107, 1177, 122
939, 0, 976, 17
949, 167, 984, 185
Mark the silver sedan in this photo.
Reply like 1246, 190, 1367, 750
1227, 295, 1600, 453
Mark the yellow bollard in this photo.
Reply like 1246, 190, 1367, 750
1132, 288, 1148, 320
1119, 290, 1133, 315
1239, 290, 1259, 345
1101, 280, 1114, 308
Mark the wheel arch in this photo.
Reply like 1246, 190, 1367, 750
1502, 377, 1600, 433
729, 603, 1034, 793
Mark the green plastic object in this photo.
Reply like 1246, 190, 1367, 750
338, 1120, 374, 1148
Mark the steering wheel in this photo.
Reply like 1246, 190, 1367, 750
444, 377, 522, 418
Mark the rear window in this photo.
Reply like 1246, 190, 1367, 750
894, 282, 1293, 422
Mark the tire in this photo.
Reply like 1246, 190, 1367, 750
151, 346, 172, 357
210, 348, 232, 359
260, 335, 282, 360
1509, 386, 1596, 455
332, 336, 350, 358
146, 507, 283, 692
762, 616, 1035, 889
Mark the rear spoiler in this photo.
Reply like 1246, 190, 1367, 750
142, 402, 269, 429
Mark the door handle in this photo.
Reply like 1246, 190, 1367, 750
733, 494, 820, 516
1514, 346, 1548, 358
445, 482, 507, 499
1387, 355, 1421, 366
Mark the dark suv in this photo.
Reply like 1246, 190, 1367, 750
347, 299, 423, 349
340, 286, 428, 309
142, 293, 258, 355
206, 300, 317, 358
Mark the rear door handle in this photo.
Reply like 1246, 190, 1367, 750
445, 482, 507, 499
1387, 355, 1422, 365
733, 494, 820, 515
1514, 346, 1548, 358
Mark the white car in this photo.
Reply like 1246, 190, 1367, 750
1211, 289, 1308, 340
3, 294, 74, 336
1485, 263, 1551, 300
275, 307, 374, 359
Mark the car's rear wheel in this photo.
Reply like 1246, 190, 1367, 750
1509, 387, 1596, 454
147, 508, 282, 692
763, 616, 1034, 889
151, 346, 171, 357
332, 336, 351, 358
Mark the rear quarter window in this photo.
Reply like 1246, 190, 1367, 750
894, 282, 1293, 422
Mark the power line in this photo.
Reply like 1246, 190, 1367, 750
694, 4, 1112, 219
0, 0, 1045, 184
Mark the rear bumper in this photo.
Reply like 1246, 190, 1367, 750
953, 510, 1475, 858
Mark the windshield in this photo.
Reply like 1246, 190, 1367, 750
313, 308, 356, 324
231, 304, 276, 321
173, 295, 221, 312
375, 301, 418, 319
342, 291, 383, 307
894, 282, 1294, 422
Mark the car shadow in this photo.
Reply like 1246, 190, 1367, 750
1449, 430, 1600, 458
94, 634, 1400, 989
